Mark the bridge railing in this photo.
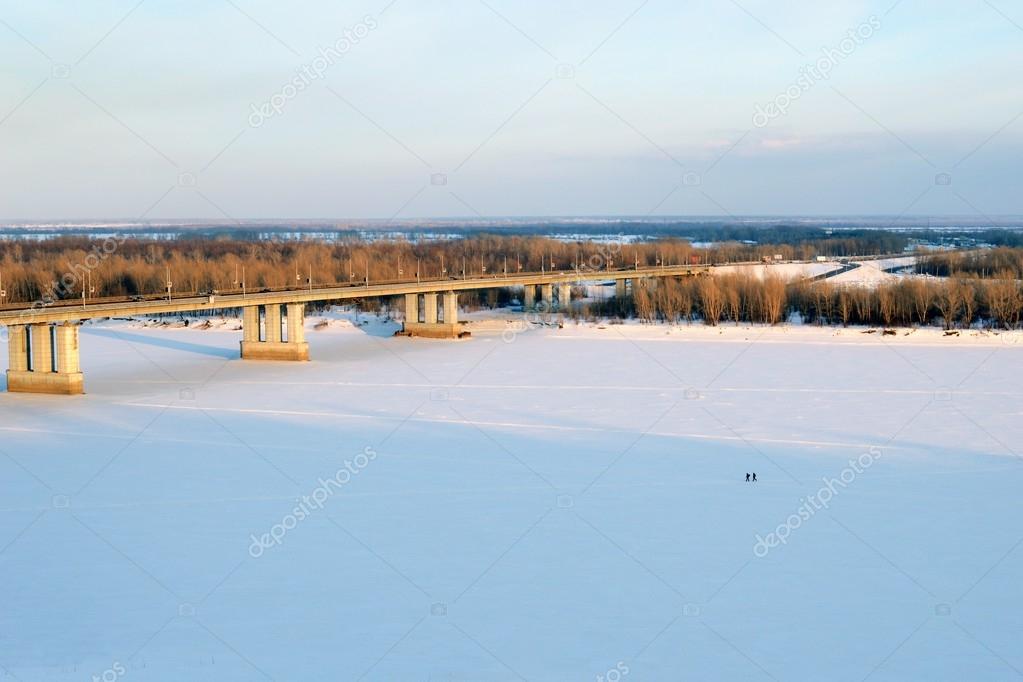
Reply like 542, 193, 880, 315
0, 264, 707, 313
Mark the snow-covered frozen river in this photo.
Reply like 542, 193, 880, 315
1, 315, 1021, 680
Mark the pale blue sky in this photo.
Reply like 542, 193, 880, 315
0, 0, 1020, 219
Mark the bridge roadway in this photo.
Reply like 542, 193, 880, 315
0, 265, 706, 326
0, 265, 706, 394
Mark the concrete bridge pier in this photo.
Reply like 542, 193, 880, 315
265, 303, 282, 343
423, 293, 438, 324
442, 292, 458, 326
404, 293, 420, 323
7, 325, 28, 373
556, 282, 572, 310
403, 291, 466, 338
523, 284, 536, 311
540, 284, 554, 310
7, 323, 84, 394
558, 282, 572, 311
240, 304, 309, 360
616, 278, 629, 299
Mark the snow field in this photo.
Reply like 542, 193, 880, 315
0, 315, 1020, 680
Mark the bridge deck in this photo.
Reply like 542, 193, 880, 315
0, 265, 707, 326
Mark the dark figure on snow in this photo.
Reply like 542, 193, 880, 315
752, 473, 757, 482
745, 473, 750, 482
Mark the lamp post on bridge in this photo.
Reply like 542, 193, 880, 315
79, 272, 94, 309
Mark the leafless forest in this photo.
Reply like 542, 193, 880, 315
0, 233, 900, 302
1, 236, 1021, 329
610, 274, 1023, 330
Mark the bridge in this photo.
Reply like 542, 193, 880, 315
0, 265, 707, 394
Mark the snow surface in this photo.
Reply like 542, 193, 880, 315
863, 256, 917, 272
1, 312, 1021, 681
711, 262, 841, 280
826, 257, 918, 287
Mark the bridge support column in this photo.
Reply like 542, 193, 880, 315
286, 304, 306, 346
31, 324, 53, 373
7, 323, 84, 394
523, 284, 536, 311
7, 325, 29, 372
405, 293, 419, 323
423, 293, 438, 324
442, 292, 458, 325
242, 305, 259, 343
558, 282, 572, 311
616, 278, 628, 299
540, 284, 554, 310
240, 304, 309, 361
402, 291, 466, 338
55, 323, 82, 375
265, 304, 283, 343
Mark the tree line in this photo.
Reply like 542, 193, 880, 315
577, 275, 1022, 330
0, 234, 904, 304
3, 234, 1020, 329
916, 248, 1023, 279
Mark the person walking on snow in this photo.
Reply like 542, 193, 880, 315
745, 473, 750, 482
752, 472, 757, 482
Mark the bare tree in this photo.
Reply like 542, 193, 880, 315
760, 275, 787, 324
878, 284, 896, 327
724, 277, 742, 325
984, 273, 1022, 329
837, 289, 853, 326
852, 287, 874, 324
698, 277, 725, 325
908, 279, 932, 326
934, 279, 961, 330
678, 280, 694, 324
633, 282, 654, 322
958, 278, 977, 328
